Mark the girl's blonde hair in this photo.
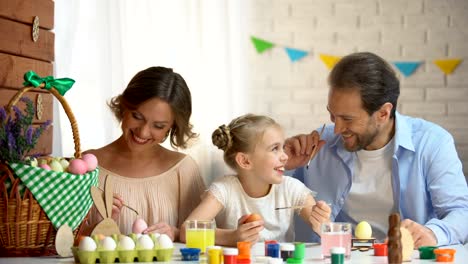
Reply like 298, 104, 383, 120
212, 114, 280, 170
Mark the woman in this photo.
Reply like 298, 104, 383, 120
84, 67, 205, 241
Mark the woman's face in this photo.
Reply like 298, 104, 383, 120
121, 97, 174, 151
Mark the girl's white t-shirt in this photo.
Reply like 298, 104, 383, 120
208, 175, 312, 242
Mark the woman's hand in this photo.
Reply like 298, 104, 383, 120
235, 214, 264, 244
308, 201, 331, 235
111, 193, 124, 221
284, 131, 325, 170
144, 223, 179, 241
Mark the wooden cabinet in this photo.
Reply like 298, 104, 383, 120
0, 0, 54, 156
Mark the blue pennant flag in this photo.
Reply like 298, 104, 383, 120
393, 62, 422, 77
285, 48, 308, 62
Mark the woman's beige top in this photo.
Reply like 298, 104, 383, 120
88, 155, 206, 235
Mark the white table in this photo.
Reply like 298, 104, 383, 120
1, 243, 467, 264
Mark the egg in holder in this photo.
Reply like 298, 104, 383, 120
73, 233, 174, 263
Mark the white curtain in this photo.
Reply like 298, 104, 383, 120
54, 0, 247, 184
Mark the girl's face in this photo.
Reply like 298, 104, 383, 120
249, 126, 289, 184
121, 97, 174, 151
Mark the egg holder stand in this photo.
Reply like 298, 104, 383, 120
71, 246, 174, 263
351, 238, 376, 252
0, 82, 98, 256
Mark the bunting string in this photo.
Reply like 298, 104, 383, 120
250, 36, 464, 76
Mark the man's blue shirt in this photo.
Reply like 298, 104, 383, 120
292, 112, 468, 245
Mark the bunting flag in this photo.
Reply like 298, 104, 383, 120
249, 35, 464, 75
393, 62, 422, 77
319, 54, 341, 70
285, 48, 309, 62
250, 36, 274, 54
433, 59, 461, 75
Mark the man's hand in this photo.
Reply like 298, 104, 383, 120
400, 219, 437, 248
284, 131, 325, 170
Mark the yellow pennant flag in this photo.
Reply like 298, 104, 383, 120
319, 54, 342, 70
433, 59, 462, 75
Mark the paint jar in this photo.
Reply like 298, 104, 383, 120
286, 258, 303, 264
280, 243, 295, 261
237, 258, 251, 264
253, 256, 271, 263
268, 258, 283, 264
207, 246, 223, 264
293, 242, 305, 259
418, 246, 438, 259
264, 240, 278, 255
330, 247, 345, 264
373, 243, 388, 256
237, 241, 251, 259
180, 247, 201, 261
223, 247, 238, 264
266, 243, 280, 258
434, 248, 456, 262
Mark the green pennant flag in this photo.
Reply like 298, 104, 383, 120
250, 36, 274, 54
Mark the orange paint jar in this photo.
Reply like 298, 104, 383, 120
434, 248, 456, 262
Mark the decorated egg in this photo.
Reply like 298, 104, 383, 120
157, 234, 173, 249
137, 234, 154, 250
39, 163, 51, 170
355, 221, 372, 239
118, 235, 136, 250
78, 236, 97, 251
82, 153, 98, 171
100, 236, 117, 250
68, 158, 88, 174
132, 217, 148, 234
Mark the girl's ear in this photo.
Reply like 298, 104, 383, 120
235, 152, 252, 170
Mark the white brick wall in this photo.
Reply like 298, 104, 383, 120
245, 0, 468, 178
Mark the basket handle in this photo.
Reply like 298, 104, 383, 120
6, 84, 81, 159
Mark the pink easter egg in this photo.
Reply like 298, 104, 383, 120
68, 159, 88, 175
39, 164, 51, 170
82, 153, 98, 171
132, 218, 148, 234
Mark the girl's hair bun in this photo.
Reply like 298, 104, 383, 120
212, 124, 232, 151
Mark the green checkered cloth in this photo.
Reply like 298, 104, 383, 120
9, 162, 99, 231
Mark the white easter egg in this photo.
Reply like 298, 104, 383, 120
78, 236, 97, 251
157, 234, 173, 249
100, 236, 117, 251
137, 234, 154, 250
118, 236, 136, 250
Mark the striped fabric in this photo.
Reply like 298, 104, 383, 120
9, 162, 99, 230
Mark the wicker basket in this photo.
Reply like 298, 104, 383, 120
0, 84, 94, 256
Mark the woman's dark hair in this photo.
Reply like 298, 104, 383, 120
109, 66, 197, 149
329, 52, 400, 118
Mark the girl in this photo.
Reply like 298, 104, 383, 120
182, 114, 330, 246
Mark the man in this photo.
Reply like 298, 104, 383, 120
285, 52, 468, 247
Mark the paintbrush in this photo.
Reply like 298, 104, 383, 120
97, 187, 139, 215
306, 124, 326, 169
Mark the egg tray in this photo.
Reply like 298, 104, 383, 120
71, 247, 174, 264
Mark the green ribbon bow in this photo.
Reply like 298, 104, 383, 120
23, 71, 75, 96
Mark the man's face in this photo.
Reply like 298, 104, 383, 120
327, 88, 381, 151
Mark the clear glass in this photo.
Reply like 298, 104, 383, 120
321, 222, 352, 259
185, 219, 215, 253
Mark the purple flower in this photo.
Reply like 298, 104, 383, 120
0, 107, 6, 121
7, 133, 17, 152
26, 126, 33, 145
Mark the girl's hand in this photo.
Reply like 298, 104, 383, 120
236, 215, 264, 244
111, 193, 124, 221
309, 201, 331, 235
144, 223, 179, 241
